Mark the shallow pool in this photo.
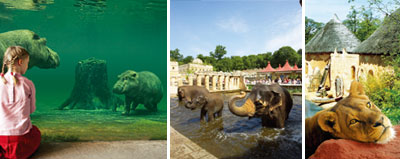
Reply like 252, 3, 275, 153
170, 93, 302, 159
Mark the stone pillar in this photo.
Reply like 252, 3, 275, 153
178, 76, 183, 86
219, 75, 224, 90
196, 75, 202, 86
171, 77, 176, 87
229, 77, 235, 90
212, 75, 217, 91
205, 75, 210, 90
188, 75, 193, 86
225, 76, 230, 90
234, 77, 238, 89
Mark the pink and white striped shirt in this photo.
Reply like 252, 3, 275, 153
0, 72, 36, 136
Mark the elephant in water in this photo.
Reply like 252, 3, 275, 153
228, 83, 293, 128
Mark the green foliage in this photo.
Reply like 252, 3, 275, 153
343, 6, 359, 34
271, 46, 301, 68
182, 56, 193, 64
343, 2, 383, 42
356, 8, 381, 41
305, 16, 324, 44
170, 48, 183, 62
173, 45, 300, 72
362, 73, 400, 124
210, 45, 227, 60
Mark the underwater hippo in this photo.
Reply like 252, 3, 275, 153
185, 93, 224, 122
113, 70, 163, 115
0, 29, 60, 69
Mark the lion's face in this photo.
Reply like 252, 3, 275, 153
317, 81, 396, 144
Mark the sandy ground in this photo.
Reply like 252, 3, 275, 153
31, 140, 167, 159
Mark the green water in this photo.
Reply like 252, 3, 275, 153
0, 0, 167, 141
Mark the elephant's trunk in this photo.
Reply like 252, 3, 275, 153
228, 92, 256, 117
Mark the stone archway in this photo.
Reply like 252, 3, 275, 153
368, 70, 374, 77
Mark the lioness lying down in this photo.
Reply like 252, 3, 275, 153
306, 81, 396, 158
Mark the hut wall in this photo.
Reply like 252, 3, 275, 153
330, 52, 359, 96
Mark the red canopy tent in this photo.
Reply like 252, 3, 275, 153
260, 61, 276, 72
278, 60, 293, 72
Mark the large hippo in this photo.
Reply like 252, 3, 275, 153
113, 70, 163, 115
228, 83, 293, 128
0, 30, 60, 69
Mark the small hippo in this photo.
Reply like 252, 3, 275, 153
113, 70, 163, 115
185, 93, 224, 122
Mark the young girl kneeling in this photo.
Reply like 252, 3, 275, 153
0, 46, 41, 159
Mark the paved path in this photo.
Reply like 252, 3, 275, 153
31, 140, 167, 159
170, 127, 217, 159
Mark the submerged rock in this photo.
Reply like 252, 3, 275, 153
310, 125, 400, 159
60, 57, 122, 110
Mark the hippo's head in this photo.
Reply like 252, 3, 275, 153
0, 30, 60, 69
113, 70, 139, 94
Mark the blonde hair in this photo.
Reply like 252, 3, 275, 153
1, 46, 30, 84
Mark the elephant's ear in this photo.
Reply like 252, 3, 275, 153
271, 91, 281, 102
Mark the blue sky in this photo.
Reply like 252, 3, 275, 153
306, 0, 392, 24
171, 0, 302, 57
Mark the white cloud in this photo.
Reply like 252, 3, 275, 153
216, 17, 249, 33
264, 9, 302, 52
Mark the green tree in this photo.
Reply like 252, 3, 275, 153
182, 56, 193, 64
215, 57, 233, 72
210, 45, 227, 61
356, 8, 381, 41
231, 56, 244, 70
271, 46, 300, 68
343, 5, 381, 41
170, 48, 183, 62
343, 6, 359, 33
305, 16, 324, 44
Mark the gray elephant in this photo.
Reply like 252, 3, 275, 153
185, 93, 224, 122
177, 85, 209, 103
113, 70, 163, 115
0, 30, 60, 69
228, 83, 293, 128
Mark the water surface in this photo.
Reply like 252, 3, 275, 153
170, 93, 302, 159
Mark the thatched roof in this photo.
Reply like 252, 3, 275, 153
354, 8, 400, 54
306, 14, 361, 53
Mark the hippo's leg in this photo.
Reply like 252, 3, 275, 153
122, 97, 133, 115
144, 102, 158, 112
131, 102, 139, 111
